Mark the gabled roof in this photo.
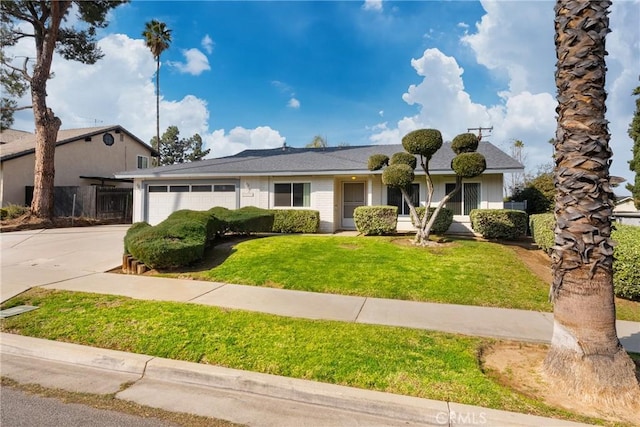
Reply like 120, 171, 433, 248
115, 141, 524, 179
0, 125, 156, 161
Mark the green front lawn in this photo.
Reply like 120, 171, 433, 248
0, 289, 601, 425
164, 235, 640, 321
181, 235, 552, 311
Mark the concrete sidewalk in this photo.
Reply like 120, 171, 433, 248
37, 272, 640, 353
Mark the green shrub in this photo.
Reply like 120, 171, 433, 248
402, 129, 443, 159
367, 154, 389, 171
389, 152, 417, 169
382, 164, 415, 188
0, 204, 29, 220
271, 209, 320, 233
451, 152, 487, 178
612, 224, 640, 301
529, 213, 555, 253
354, 206, 398, 236
124, 221, 151, 254
412, 207, 454, 235
451, 133, 479, 154
127, 219, 206, 269
470, 209, 527, 240
167, 209, 223, 241
224, 206, 274, 234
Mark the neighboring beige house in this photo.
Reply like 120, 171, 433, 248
0, 125, 155, 207
116, 142, 524, 234
613, 196, 638, 213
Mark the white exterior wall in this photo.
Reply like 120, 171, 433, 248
132, 179, 145, 223
239, 177, 269, 208
312, 177, 335, 233
131, 172, 506, 234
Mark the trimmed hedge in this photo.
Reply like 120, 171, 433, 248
612, 224, 640, 301
451, 152, 487, 179
209, 206, 274, 235
529, 213, 555, 253
167, 209, 223, 242
271, 209, 320, 233
412, 207, 454, 235
227, 206, 274, 234
124, 221, 151, 254
401, 129, 443, 158
354, 206, 398, 236
470, 209, 527, 240
127, 219, 207, 269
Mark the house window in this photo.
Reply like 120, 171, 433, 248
274, 183, 310, 207
137, 155, 149, 169
148, 185, 167, 193
387, 184, 419, 216
192, 185, 213, 192
445, 182, 480, 215
214, 184, 236, 192
170, 185, 189, 193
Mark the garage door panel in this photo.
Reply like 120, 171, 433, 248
147, 184, 237, 225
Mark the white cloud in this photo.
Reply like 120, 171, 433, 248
461, 0, 555, 95
371, 1, 639, 190
288, 98, 301, 109
201, 34, 214, 54
272, 80, 301, 109
378, 110, 384, 117
167, 48, 211, 75
457, 22, 469, 30
204, 126, 285, 158
362, 0, 383, 12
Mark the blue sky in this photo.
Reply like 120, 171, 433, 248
8, 0, 640, 192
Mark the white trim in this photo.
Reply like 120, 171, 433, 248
116, 168, 523, 180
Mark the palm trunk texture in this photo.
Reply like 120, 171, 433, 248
544, 0, 639, 406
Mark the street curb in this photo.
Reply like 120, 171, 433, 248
0, 333, 591, 426
0, 332, 151, 375
143, 356, 447, 425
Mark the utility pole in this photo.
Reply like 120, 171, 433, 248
467, 126, 493, 141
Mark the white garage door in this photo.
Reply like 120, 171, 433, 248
146, 183, 237, 225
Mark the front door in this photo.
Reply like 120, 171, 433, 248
342, 182, 366, 229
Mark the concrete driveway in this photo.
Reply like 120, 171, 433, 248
0, 225, 129, 302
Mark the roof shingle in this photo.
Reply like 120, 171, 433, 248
116, 142, 524, 178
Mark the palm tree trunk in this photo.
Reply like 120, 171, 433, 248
544, 0, 639, 407
155, 56, 160, 162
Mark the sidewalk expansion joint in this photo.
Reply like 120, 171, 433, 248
354, 297, 368, 322
41, 271, 100, 287
8, 229, 46, 249
187, 284, 227, 302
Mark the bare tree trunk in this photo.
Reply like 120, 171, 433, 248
413, 158, 435, 245
544, 0, 639, 408
29, 1, 68, 219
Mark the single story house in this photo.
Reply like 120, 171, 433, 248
0, 125, 155, 207
116, 142, 523, 233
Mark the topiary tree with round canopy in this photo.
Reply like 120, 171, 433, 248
368, 129, 486, 245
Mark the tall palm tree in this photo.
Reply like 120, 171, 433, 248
545, 0, 639, 407
142, 20, 172, 157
